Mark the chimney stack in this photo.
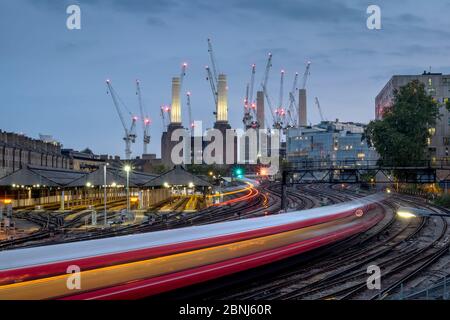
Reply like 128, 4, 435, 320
256, 91, 265, 129
216, 74, 228, 123
298, 89, 307, 126
170, 77, 181, 124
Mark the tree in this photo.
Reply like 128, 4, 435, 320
364, 80, 440, 167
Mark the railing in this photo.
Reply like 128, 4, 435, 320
391, 275, 450, 300
285, 159, 450, 170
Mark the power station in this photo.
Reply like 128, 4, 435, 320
103, 39, 313, 167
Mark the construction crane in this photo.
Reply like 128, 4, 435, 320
186, 91, 194, 135
206, 39, 219, 113
273, 70, 285, 129
106, 80, 137, 160
179, 63, 187, 90
243, 64, 257, 128
160, 105, 170, 131
286, 72, 299, 128
260, 53, 277, 128
136, 80, 151, 155
315, 97, 326, 122
207, 38, 219, 84
205, 66, 218, 108
302, 61, 311, 89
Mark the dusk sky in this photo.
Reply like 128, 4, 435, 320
2, 0, 450, 158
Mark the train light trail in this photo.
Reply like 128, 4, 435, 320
396, 206, 448, 218
396, 209, 417, 219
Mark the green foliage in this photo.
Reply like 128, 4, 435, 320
364, 80, 440, 166
445, 98, 450, 112
186, 164, 228, 177
434, 193, 450, 208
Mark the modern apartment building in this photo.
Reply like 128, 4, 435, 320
286, 121, 378, 165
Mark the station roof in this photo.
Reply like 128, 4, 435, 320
65, 168, 127, 188
145, 165, 211, 187
118, 170, 158, 186
0, 165, 157, 188
0, 165, 85, 187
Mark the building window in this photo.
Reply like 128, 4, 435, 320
444, 137, 450, 146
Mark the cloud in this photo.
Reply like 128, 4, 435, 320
108, 0, 179, 14
146, 16, 166, 27
233, 0, 362, 23
28, 0, 179, 14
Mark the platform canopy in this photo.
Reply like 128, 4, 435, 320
0, 165, 157, 188
66, 168, 127, 187
145, 165, 211, 187
118, 170, 158, 186
0, 165, 85, 187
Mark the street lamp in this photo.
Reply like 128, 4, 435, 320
124, 165, 131, 213
103, 163, 109, 227
397, 206, 449, 219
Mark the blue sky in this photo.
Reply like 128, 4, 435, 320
1, 0, 450, 158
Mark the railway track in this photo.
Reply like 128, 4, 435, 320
196, 185, 450, 301
0, 199, 127, 250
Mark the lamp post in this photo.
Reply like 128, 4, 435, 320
103, 163, 109, 227
124, 165, 131, 213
